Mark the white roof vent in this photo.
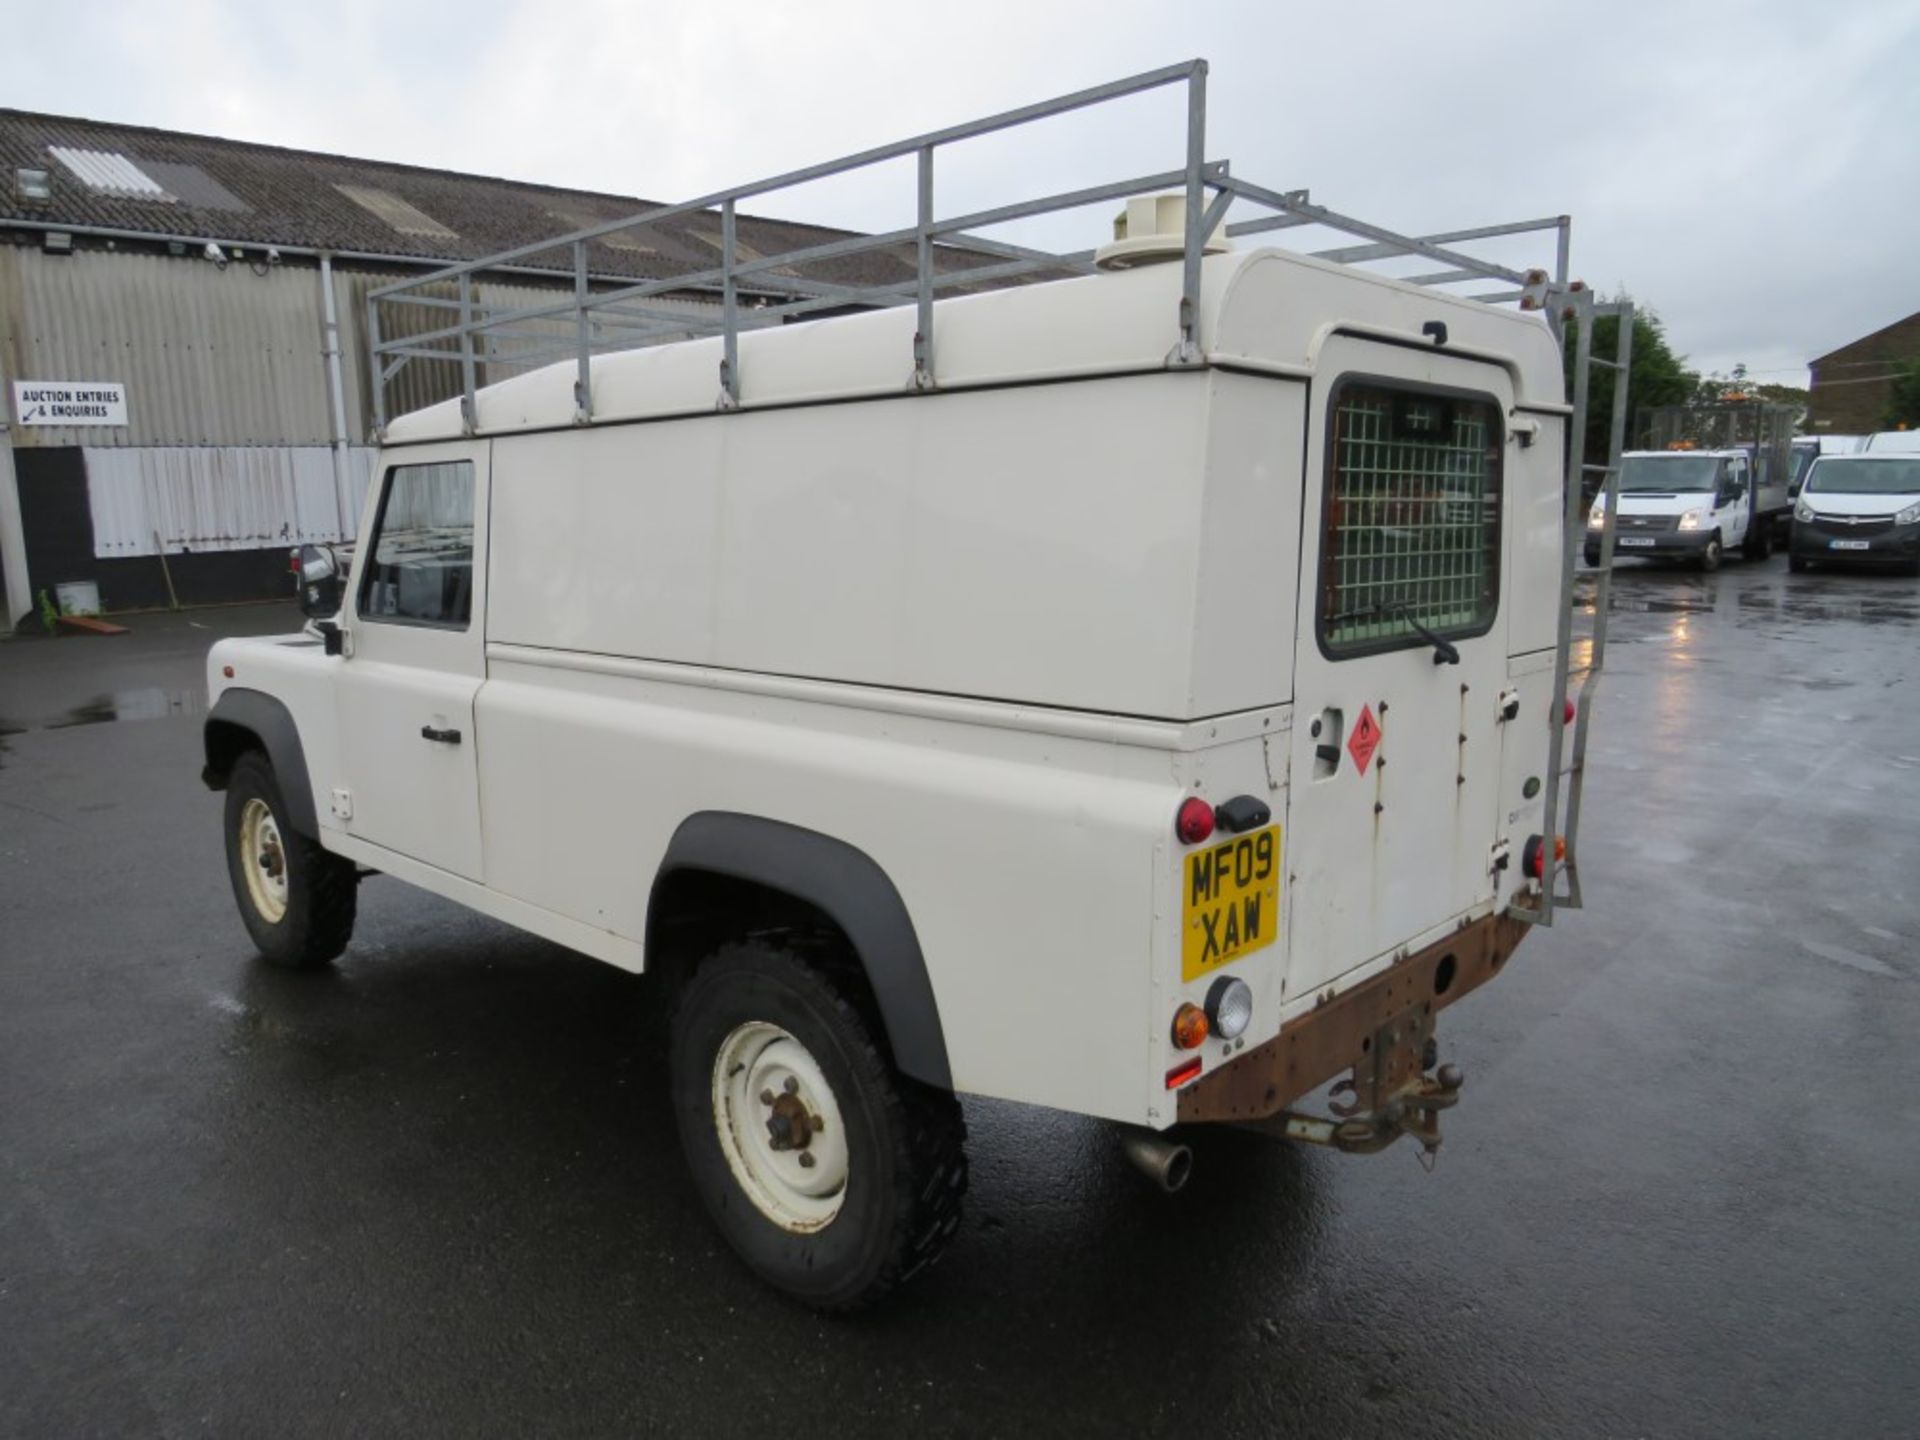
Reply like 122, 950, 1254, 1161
1095, 194, 1228, 271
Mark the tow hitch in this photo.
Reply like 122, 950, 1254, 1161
1277, 1063, 1465, 1167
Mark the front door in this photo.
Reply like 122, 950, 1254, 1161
1285, 337, 1512, 996
1717, 456, 1751, 548
334, 443, 487, 880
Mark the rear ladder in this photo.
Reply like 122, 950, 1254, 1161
1515, 289, 1634, 925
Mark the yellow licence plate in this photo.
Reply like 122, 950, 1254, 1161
1182, 825, 1281, 982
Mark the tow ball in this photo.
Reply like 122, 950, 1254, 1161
1281, 1064, 1466, 1167
1262, 1010, 1468, 1167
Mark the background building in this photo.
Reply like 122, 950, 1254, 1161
1807, 310, 1920, 434
0, 110, 928, 630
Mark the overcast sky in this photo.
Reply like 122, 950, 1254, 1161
7, 0, 1918, 383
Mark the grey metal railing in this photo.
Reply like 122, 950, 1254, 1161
365, 58, 1575, 438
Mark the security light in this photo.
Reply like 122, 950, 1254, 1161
203, 241, 228, 269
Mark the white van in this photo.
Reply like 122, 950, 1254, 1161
1789, 454, 1920, 573
194, 63, 1618, 1309
1585, 449, 1768, 569
1862, 430, 1920, 455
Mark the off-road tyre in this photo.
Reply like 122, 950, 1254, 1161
1698, 534, 1722, 572
670, 940, 967, 1311
223, 750, 357, 969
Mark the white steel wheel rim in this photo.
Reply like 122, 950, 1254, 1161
239, 797, 289, 924
711, 1021, 850, 1234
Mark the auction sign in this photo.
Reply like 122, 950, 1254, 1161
12, 381, 128, 427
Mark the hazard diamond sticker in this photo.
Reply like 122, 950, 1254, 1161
1347, 703, 1382, 774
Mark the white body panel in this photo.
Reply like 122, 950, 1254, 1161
1863, 430, 1920, 454
209, 245, 1568, 1127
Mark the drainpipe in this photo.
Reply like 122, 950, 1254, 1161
318, 252, 353, 538
0, 415, 31, 634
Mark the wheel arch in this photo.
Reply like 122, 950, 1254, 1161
646, 812, 953, 1091
201, 688, 319, 838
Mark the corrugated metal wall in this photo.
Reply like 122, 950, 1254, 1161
1, 245, 717, 449
1, 246, 335, 447
85, 444, 375, 556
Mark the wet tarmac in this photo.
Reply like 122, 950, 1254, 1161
2, 567, 1916, 1438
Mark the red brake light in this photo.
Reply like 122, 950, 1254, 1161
288, 549, 303, 574
1559, 698, 1576, 725
1175, 796, 1215, 846
1523, 834, 1568, 879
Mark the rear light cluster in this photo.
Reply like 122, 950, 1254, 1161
1523, 833, 1567, 879
1175, 796, 1214, 845
1166, 977, 1256, 1088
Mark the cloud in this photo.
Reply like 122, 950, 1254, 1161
7, 0, 1919, 379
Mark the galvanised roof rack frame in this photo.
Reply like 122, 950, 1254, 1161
365, 59, 1579, 438
367, 58, 1621, 927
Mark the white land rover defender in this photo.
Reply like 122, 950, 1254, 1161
202, 64, 1623, 1309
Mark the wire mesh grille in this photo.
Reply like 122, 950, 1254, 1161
1320, 384, 1501, 654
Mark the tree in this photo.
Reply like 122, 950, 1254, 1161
1562, 304, 1697, 477
1882, 358, 1920, 430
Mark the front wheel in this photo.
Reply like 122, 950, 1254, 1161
670, 941, 967, 1310
1698, 534, 1723, 572
223, 751, 357, 968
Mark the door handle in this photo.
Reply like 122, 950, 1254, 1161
420, 725, 462, 745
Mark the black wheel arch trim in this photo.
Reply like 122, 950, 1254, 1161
202, 688, 319, 838
649, 811, 953, 1091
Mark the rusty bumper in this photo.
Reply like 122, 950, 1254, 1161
1176, 911, 1530, 1125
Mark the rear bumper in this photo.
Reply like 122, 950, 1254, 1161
1789, 520, 1920, 565
1177, 911, 1530, 1124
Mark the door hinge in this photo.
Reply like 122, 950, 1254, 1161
330, 787, 353, 821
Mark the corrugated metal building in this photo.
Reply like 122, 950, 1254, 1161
0, 109, 925, 628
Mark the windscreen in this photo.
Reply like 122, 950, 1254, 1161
1619, 455, 1719, 492
1789, 447, 1818, 491
1803, 458, 1920, 496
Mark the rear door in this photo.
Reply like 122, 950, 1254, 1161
1285, 337, 1512, 995
334, 444, 487, 880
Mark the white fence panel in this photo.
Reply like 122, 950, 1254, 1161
85, 446, 374, 557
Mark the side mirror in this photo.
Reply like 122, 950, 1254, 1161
316, 620, 344, 657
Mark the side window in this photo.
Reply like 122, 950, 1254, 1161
1318, 380, 1503, 658
357, 461, 476, 629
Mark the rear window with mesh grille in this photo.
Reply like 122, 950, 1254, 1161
1317, 380, 1503, 657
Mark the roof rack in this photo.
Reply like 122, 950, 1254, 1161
365, 60, 1629, 933
364, 58, 1578, 439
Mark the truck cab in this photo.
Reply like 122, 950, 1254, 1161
1587, 449, 1765, 569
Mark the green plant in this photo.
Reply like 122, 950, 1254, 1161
38, 588, 60, 636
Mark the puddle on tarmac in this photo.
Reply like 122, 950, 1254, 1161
0, 687, 205, 736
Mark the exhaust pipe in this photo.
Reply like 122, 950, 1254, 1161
1118, 1127, 1193, 1193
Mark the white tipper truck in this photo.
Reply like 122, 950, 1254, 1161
199, 64, 1607, 1309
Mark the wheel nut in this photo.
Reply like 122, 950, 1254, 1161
759, 1089, 775, 1106
798, 1152, 816, 1169
783, 1077, 799, 1095
810, 1115, 825, 1132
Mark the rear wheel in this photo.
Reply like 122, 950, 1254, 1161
223, 751, 357, 968
1698, 534, 1723, 572
670, 941, 967, 1311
